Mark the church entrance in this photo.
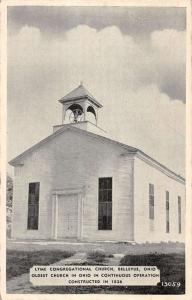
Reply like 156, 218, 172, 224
57, 194, 78, 238
52, 188, 83, 240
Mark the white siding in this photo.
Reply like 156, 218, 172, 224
134, 156, 185, 243
11, 129, 185, 243
11, 130, 134, 241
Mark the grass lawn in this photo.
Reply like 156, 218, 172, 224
6, 250, 74, 280
7, 240, 185, 254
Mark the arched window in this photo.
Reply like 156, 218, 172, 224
65, 104, 84, 123
87, 105, 96, 124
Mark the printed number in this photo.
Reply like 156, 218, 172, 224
161, 281, 181, 287
111, 280, 122, 284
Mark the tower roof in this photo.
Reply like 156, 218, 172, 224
59, 84, 103, 108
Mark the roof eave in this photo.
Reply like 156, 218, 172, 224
136, 151, 185, 184
9, 160, 24, 167
8, 125, 185, 184
59, 95, 103, 108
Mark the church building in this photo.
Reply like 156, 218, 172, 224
9, 84, 185, 243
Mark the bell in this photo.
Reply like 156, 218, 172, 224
73, 109, 82, 123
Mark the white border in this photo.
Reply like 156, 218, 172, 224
1, 0, 191, 299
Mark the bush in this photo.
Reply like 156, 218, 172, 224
87, 250, 106, 263
6, 175, 13, 237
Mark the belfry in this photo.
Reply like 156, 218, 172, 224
53, 83, 106, 136
59, 83, 102, 124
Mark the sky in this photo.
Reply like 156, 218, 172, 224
7, 6, 186, 175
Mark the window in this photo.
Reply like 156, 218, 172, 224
149, 184, 154, 220
98, 177, 112, 230
27, 182, 40, 230
166, 191, 170, 233
178, 196, 181, 234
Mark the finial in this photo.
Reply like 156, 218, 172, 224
80, 80, 83, 86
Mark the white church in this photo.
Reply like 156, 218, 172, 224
9, 84, 185, 243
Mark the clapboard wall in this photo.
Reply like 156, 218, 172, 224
134, 156, 185, 243
11, 129, 134, 241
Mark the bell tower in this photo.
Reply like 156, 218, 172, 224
53, 83, 107, 136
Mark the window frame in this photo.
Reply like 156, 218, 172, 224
98, 177, 112, 230
178, 196, 182, 234
27, 182, 40, 230
149, 183, 155, 220
166, 191, 170, 233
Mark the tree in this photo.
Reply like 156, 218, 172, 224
6, 175, 13, 237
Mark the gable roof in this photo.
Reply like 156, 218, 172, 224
59, 84, 102, 108
9, 125, 185, 184
9, 124, 137, 165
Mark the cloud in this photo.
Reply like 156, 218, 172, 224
101, 85, 185, 176
149, 29, 186, 99
151, 29, 185, 64
8, 6, 186, 37
8, 25, 186, 175
8, 25, 186, 98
